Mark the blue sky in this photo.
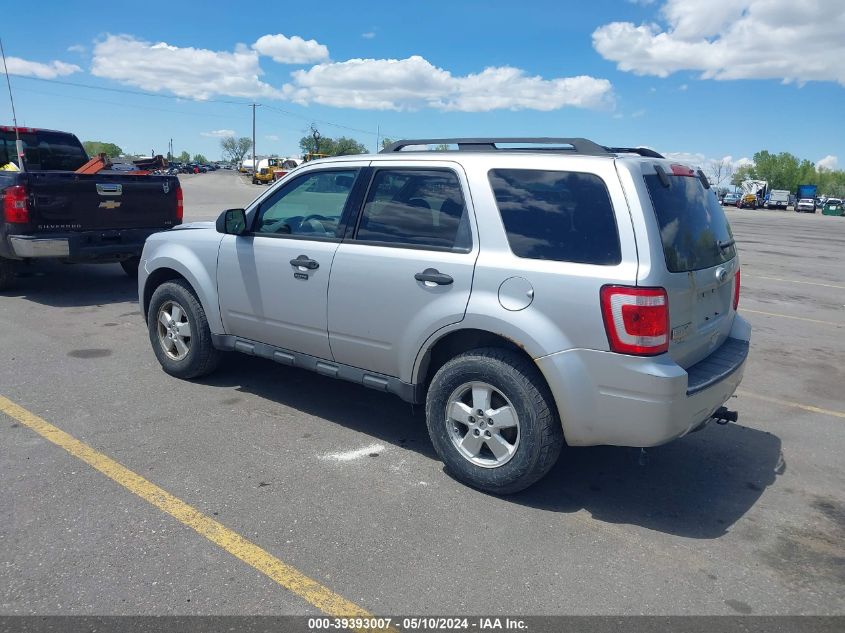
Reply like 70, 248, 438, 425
2, 0, 843, 173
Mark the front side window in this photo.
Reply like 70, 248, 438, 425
488, 169, 621, 265
356, 169, 471, 250
254, 169, 358, 238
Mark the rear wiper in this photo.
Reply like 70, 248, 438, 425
718, 238, 735, 250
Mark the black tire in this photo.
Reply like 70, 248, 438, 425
0, 256, 16, 291
147, 279, 221, 379
425, 347, 564, 494
120, 257, 140, 278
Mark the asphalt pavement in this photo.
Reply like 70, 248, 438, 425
1, 170, 843, 616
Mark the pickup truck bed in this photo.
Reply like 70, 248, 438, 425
0, 127, 182, 288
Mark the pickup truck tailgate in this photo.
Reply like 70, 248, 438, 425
27, 171, 180, 231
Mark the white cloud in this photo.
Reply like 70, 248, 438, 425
253, 33, 329, 64
679, 84, 688, 91
5, 56, 81, 79
817, 155, 838, 171
67, 44, 86, 54
282, 55, 613, 112
265, 134, 280, 141
593, 0, 845, 85
91, 34, 283, 100
631, 109, 646, 118
362, 32, 376, 39
201, 129, 236, 138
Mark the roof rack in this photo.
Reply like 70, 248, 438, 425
605, 147, 665, 159
381, 138, 609, 156
380, 138, 664, 159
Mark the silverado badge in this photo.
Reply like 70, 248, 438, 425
99, 200, 122, 209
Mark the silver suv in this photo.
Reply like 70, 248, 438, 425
139, 138, 750, 494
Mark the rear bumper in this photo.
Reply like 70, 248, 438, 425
536, 316, 751, 447
6, 228, 165, 262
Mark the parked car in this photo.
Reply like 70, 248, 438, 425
139, 137, 749, 494
722, 192, 741, 206
796, 198, 816, 213
822, 198, 843, 216
0, 126, 182, 289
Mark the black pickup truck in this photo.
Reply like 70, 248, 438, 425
0, 126, 181, 289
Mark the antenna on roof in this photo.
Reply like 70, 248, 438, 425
0, 36, 25, 172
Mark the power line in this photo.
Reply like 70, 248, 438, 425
12, 74, 406, 141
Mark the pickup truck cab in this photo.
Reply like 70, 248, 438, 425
0, 126, 182, 289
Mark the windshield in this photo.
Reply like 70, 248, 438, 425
645, 173, 737, 273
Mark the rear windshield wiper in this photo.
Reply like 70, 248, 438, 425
718, 238, 735, 250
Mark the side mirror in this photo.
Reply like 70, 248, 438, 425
216, 208, 247, 235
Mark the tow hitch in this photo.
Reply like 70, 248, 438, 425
711, 406, 739, 425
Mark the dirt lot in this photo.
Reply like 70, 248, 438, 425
1, 170, 843, 616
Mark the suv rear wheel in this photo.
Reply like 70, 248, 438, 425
425, 347, 563, 494
147, 280, 220, 379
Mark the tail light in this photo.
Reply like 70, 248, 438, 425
600, 285, 669, 355
733, 269, 741, 310
175, 184, 183, 222
3, 185, 29, 223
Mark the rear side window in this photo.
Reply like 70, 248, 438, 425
488, 169, 621, 265
356, 169, 471, 251
644, 173, 736, 272
0, 131, 88, 171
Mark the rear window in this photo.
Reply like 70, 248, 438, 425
488, 169, 621, 265
645, 174, 736, 273
0, 131, 88, 171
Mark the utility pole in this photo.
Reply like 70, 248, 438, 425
375, 125, 380, 154
252, 103, 258, 173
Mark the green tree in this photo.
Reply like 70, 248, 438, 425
731, 164, 756, 187
177, 151, 191, 163
332, 137, 368, 156
83, 141, 123, 158
193, 154, 208, 164
380, 137, 394, 151
299, 130, 367, 157
220, 136, 252, 164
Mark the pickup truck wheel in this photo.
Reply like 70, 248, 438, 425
147, 280, 220, 379
120, 257, 140, 278
0, 257, 16, 291
425, 347, 563, 494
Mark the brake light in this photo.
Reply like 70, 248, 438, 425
175, 184, 183, 222
733, 270, 741, 310
670, 164, 696, 177
600, 286, 669, 355
3, 185, 29, 223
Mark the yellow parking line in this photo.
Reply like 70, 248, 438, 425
0, 395, 371, 618
736, 390, 845, 419
747, 275, 845, 290
741, 308, 843, 327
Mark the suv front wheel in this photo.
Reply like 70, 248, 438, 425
425, 347, 564, 494
147, 280, 221, 379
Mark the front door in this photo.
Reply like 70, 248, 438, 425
217, 166, 363, 360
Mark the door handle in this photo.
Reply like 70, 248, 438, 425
414, 268, 453, 286
290, 255, 319, 270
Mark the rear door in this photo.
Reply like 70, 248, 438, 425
639, 165, 739, 369
327, 163, 477, 379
